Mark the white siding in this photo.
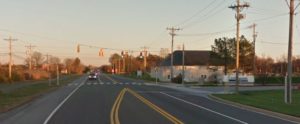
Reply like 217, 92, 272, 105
151, 66, 224, 83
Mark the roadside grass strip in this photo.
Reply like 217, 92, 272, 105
110, 88, 184, 124
0, 75, 81, 113
213, 90, 300, 117
0, 83, 53, 113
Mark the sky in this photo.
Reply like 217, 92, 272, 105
0, 0, 299, 66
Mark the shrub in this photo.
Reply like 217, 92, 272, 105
255, 76, 300, 84
31, 71, 49, 80
0, 75, 8, 83
171, 74, 182, 84
11, 73, 22, 81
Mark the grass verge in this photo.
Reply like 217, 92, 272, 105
213, 90, 300, 117
0, 74, 81, 113
120, 73, 157, 82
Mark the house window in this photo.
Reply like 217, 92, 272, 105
201, 75, 207, 79
168, 75, 170, 79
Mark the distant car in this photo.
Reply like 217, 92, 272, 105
88, 73, 97, 80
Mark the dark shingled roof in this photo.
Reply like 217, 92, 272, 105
160, 50, 223, 66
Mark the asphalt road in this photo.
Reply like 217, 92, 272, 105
0, 74, 298, 124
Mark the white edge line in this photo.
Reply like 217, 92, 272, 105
209, 96, 299, 124
160, 92, 248, 124
43, 79, 85, 124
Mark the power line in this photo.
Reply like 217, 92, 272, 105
242, 13, 289, 24
16, 39, 29, 45
296, 25, 300, 38
285, 0, 291, 8
0, 28, 70, 43
260, 41, 287, 45
259, 41, 300, 45
146, 30, 168, 48
295, 2, 300, 10
249, 6, 285, 14
177, 25, 251, 37
13, 54, 26, 60
177, 29, 235, 37
174, 0, 218, 27
77, 43, 160, 54
182, 0, 228, 29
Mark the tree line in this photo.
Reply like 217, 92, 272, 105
102, 53, 163, 74
0, 51, 86, 83
211, 36, 300, 77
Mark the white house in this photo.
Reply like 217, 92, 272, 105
150, 50, 224, 83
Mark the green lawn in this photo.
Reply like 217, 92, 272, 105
213, 90, 300, 117
120, 73, 157, 82
0, 74, 81, 113
255, 76, 300, 84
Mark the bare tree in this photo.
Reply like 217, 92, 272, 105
71, 57, 84, 74
49, 56, 60, 64
32, 51, 45, 67
64, 58, 73, 74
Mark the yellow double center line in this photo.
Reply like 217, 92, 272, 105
127, 88, 184, 124
110, 88, 184, 124
110, 88, 127, 124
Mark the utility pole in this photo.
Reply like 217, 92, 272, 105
129, 51, 133, 73
286, 0, 295, 104
167, 27, 181, 81
56, 63, 60, 86
182, 43, 185, 85
46, 54, 52, 86
118, 59, 121, 74
121, 51, 126, 73
229, 0, 249, 93
113, 61, 115, 74
126, 51, 130, 73
123, 54, 126, 73
224, 42, 228, 75
4, 36, 17, 81
251, 24, 257, 75
141, 46, 148, 71
25, 44, 36, 79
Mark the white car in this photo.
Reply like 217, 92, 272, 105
88, 73, 97, 80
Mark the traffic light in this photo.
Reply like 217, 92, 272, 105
99, 48, 104, 57
77, 44, 80, 53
